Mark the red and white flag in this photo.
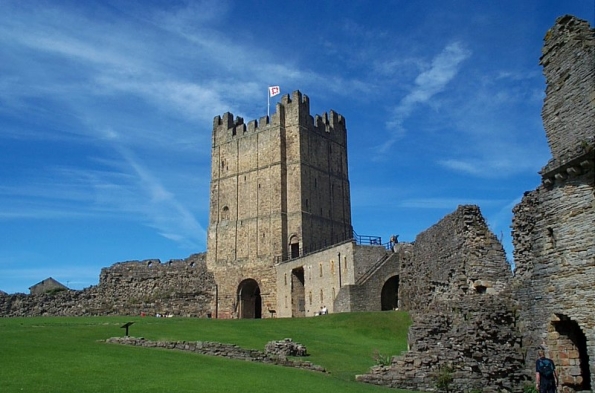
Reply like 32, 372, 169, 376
269, 86, 280, 97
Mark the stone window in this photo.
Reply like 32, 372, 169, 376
320, 289, 324, 302
343, 256, 347, 271
284, 274, 287, 286
332, 287, 335, 300
331, 260, 335, 275
221, 206, 230, 221
319, 263, 323, 277
308, 291, 312, 305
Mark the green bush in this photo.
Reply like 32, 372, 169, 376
372, 349, 392, 366
435, 366, 454, 393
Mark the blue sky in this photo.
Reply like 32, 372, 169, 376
1, 0, 593, 294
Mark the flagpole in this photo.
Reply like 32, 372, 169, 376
267, 88, 270, 118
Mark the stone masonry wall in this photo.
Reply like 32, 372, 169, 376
356, 295, 529, 393
0, 253, 216, 317
106, 337, 325, 373
400, 205, 511, 313
512, 157, 594, 390
275, 241, 355, 317
511, 15, 594, 392
540, 16, 595, 173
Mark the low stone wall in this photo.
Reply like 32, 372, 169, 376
106, 337, 325, 372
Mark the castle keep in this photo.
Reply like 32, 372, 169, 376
207, 92, 353, 318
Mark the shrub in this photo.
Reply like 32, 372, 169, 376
435, 366, 454, 393
371, 349, 392, 366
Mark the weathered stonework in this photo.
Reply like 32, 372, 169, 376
400, 205, 511, 312
356, 205, 515, 391
274, 240, 406, 317
511, 15, 594, 393
106, 337, 325, 372
0, 254, 216, 317
208, 91, 353, 318
356, 295, 528, 392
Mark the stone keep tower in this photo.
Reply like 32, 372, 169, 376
207, 90, 353, 318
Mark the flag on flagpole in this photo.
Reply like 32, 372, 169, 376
268, 86, 280, 97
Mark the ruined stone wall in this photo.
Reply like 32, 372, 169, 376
0, 253, 216, 317
400, 205, 511, 312
356, 295, 529, 393
511, 15, 594, 392
540, 16, 595, 173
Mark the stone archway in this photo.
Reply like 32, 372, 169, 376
237, 279, 262, 319
289, 235, 300, 259
549, 314, 591, 392
381, 275, 399, 311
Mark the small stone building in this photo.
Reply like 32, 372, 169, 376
29, 277, 68, 295
275, 240, 409, 318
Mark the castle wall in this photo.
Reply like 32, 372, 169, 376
510, 15, 595, 391
512, 175, 595, 388
356, 295, 528, 392
0, 254, 216, 317
275, 241, 355, 318
540, 16, 595, 172
400, 205, 511, 312
275, 241, 408, 317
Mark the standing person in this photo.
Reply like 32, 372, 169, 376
536, 349, 559, 393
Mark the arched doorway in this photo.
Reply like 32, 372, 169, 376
289, 235, 300, 259
237, 279, 262, 319
550, 314, 591, 391
381, 275, 399, 311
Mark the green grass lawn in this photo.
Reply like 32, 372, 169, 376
0, 312, 423, 393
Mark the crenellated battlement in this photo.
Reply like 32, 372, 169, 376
212, 90, 347, 146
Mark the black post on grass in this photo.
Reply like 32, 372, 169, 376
120, 322, 134, 337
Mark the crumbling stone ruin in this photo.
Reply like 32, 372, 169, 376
511, 15, 594, 393
0, 253, 216, 317
356, 206, 519, 392
106, 337, 324, 372
356, 295, 526, 392
356, 14, 594, 393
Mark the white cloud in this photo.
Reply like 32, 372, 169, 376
378, 42, 471, 154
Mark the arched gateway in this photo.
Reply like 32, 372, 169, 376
381, 275, 399, 311
237, 279, 262, 319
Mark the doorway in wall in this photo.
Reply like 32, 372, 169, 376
237, 279, 262, 319
290, 236, 300, 259
291, 267, 305, 317
550, 314, 591, 391
381, 275, 399, 311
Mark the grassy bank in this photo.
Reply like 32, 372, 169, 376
0, 312, 422, 392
